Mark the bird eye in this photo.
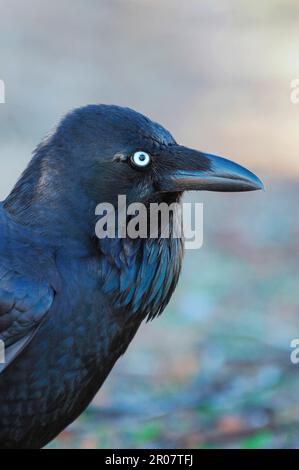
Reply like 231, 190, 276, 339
131, 151, 151, 168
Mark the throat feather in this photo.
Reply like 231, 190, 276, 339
99, 235, 183, 321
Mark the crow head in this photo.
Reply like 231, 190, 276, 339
4, 104, 264, 319
54, 104, 263, 206
5, 104, 263, 244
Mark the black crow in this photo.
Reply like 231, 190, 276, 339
0, 105, 263, 448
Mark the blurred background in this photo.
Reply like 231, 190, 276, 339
0, 0, 299, 449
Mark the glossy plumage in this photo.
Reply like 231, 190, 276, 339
0, 105, 262, 448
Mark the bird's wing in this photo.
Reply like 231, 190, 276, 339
0, 263, 55, 374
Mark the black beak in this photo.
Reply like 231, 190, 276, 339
159, 145, 264, 193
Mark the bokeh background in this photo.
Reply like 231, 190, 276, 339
1, 0, 299, 449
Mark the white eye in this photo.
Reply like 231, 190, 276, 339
131, 151, 151, 168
